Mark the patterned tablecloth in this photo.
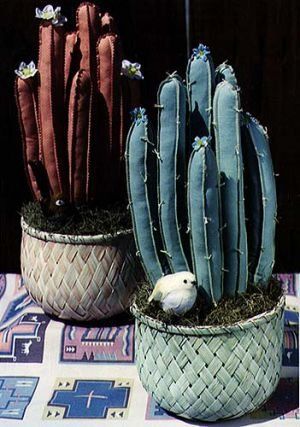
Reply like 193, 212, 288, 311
0, 274, 298, 427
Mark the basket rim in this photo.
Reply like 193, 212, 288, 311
131, 295, 285, 336
21, 217, 132, 245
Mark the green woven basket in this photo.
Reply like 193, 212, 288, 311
131, 297, 284, 422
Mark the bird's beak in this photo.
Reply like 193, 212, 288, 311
192, 280, 197, 286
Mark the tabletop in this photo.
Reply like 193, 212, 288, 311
0, 273, 298, 426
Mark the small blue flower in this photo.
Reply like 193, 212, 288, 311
35, 5, 67, 26
131, 107, 147, 125
121, 60, 144, 80
192, 43, 210, 62
15, 61, 38, 79
192, 136, 210, 150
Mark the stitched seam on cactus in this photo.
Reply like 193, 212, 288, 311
64, 32, 76, 104
248, 123, 276, 284
207, 57, 213, 133
50, 27, 63, 195
15, 80, 40, 199
157, 76, 189, 273
248, 124, 264, 283
125, 122, 164, 285
235, 90, 248, 292
69, 71, 81, 202
31, 80, 43, 163
202, 149, 216, 305
109, 36, 115, 153
86, 79, 94, 201
37, 25, 44, 164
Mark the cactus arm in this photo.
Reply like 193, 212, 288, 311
76, 2, 100, 80
38, 24, 67, 197
15, 77, 41, 200
213, 81, 247, 296
243, 116, 277, 285
215, 62, 237, 86
186, 52, 215, 139
126, 117, 165, 285
64, 32, 78, 104
157, 74, 190, 273
97, 33, 122, 193
68, 70, 91, 204
188, 144, 223, 304
28, 160, 50, 202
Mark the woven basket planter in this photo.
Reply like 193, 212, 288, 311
132, 297, 284, 422
21, 218, 141, 321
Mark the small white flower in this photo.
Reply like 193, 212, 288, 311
15, 61, 38, 79
121, 60, 144, 80
35, 5, 67, 26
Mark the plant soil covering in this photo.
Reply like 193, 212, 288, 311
21, 201, 131, 236
134, 279, 283, 327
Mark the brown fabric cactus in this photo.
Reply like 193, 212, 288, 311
15, 2, 140, 211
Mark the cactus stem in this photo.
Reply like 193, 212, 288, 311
160, 250, 172, 258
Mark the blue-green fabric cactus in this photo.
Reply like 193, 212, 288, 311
242, 113, 277, 285
126, 108, 166, 285
126, 43, 277, 305
157, 73, 190, 273
213, 81, 248, 296
186, 44, 215, 139
188, 136, 223, 304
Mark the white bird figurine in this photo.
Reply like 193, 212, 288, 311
148, 271, 197, 316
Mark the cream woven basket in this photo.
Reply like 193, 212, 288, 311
21, 218, 141, 321
131, 297, 284, 422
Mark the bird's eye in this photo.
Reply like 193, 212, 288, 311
55, 199, 65, 207
183, 279, 187, 284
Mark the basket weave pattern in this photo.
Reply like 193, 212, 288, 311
21, 220, 141, 321
132, 299, 284, 422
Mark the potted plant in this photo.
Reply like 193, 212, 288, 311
126, 44, 284, 421
15, 3, 143, 321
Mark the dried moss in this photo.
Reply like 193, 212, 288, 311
21, 201, 131, 236
134, 278, 283, 327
